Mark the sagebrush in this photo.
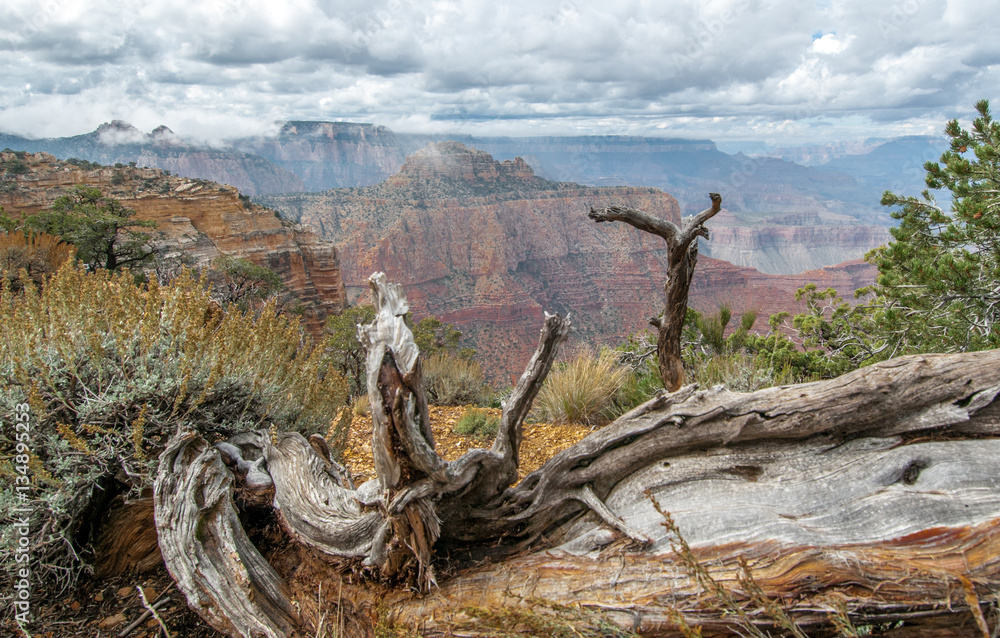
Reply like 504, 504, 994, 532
0, 264, 347, 597
422, 351, 486, 406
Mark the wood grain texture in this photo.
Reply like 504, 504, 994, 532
152, 269, 1000, 637
153, 430, 299, 638
387, 517, 1000, 636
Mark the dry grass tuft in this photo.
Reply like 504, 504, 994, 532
532, 350, 628, 426
421, 352, 486, 406
352, 393, 371, 417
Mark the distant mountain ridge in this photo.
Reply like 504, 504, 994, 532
3, 121, 944, 215
0, 121, 304, 196
815, 136, 949, 195
3, 119, 942, 273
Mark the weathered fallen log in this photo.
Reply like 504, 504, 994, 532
154, 431, 299, 638
154, 274, 1000, 637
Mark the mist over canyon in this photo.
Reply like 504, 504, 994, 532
259, 142, 879, 381
1, 121, 933, 379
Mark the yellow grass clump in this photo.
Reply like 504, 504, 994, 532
532, 350, 629, 426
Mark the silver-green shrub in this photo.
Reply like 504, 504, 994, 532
0, 264, 347, 597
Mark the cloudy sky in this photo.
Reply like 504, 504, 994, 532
0, 0, 997, 145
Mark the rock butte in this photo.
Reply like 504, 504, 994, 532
261, 142, 879, 381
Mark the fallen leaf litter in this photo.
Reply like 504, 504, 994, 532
338, 405, 592, 483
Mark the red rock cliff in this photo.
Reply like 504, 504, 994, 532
0, 152, 346, 334
261, 143, 881, 381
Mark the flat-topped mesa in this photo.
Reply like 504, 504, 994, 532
276, 121, 397, 143
386, 141, 539, 190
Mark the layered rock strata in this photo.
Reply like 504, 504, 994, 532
261, 143, 879, 381
0, 151, 346, 334
700, 211, 890, 274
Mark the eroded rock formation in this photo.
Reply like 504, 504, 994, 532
261, 142, 880, 381
0, 152, 346, 333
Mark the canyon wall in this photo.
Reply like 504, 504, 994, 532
261, 142, 879, 381
699, 210, 890, 273
0, 151, 345, 334
2, 145, 883, 382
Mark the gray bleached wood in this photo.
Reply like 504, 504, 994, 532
153, 272, 1000, 637
154, 431, 299, 638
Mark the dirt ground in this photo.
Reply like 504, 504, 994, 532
10, 408, 591, 637
340, 404, 591, 483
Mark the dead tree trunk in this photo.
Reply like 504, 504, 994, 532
154, 274, 1000, 637
589, 193, 722, 392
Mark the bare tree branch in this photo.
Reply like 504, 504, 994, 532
590, 192, 722, 391
588, 204, 681, 241
492, 311, 573, 471
678, 192, 723, 249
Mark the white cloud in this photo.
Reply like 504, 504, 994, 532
0, 0, 995, 143
812, 33, 854, 55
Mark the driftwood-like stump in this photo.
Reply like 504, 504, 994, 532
153, 274, 1000, 637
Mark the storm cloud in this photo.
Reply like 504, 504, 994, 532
0, 0, 996, 144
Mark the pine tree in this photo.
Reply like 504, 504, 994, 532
24, 185, 157, 271
870, 99, 1000, 354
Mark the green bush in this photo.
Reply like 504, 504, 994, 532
3, 158, 29, 176
210, 254, 284, 311
65, 157, 100, 170
610, 357, 662, 418
422, 351, 487, 406
532, 350, 628, 426
687, 351, 797, 392
0, 265, 347, 593
326, 304, 378, 397
608, 317, 842, 404
453, 408, 500, 440
599, 331, 665, 418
